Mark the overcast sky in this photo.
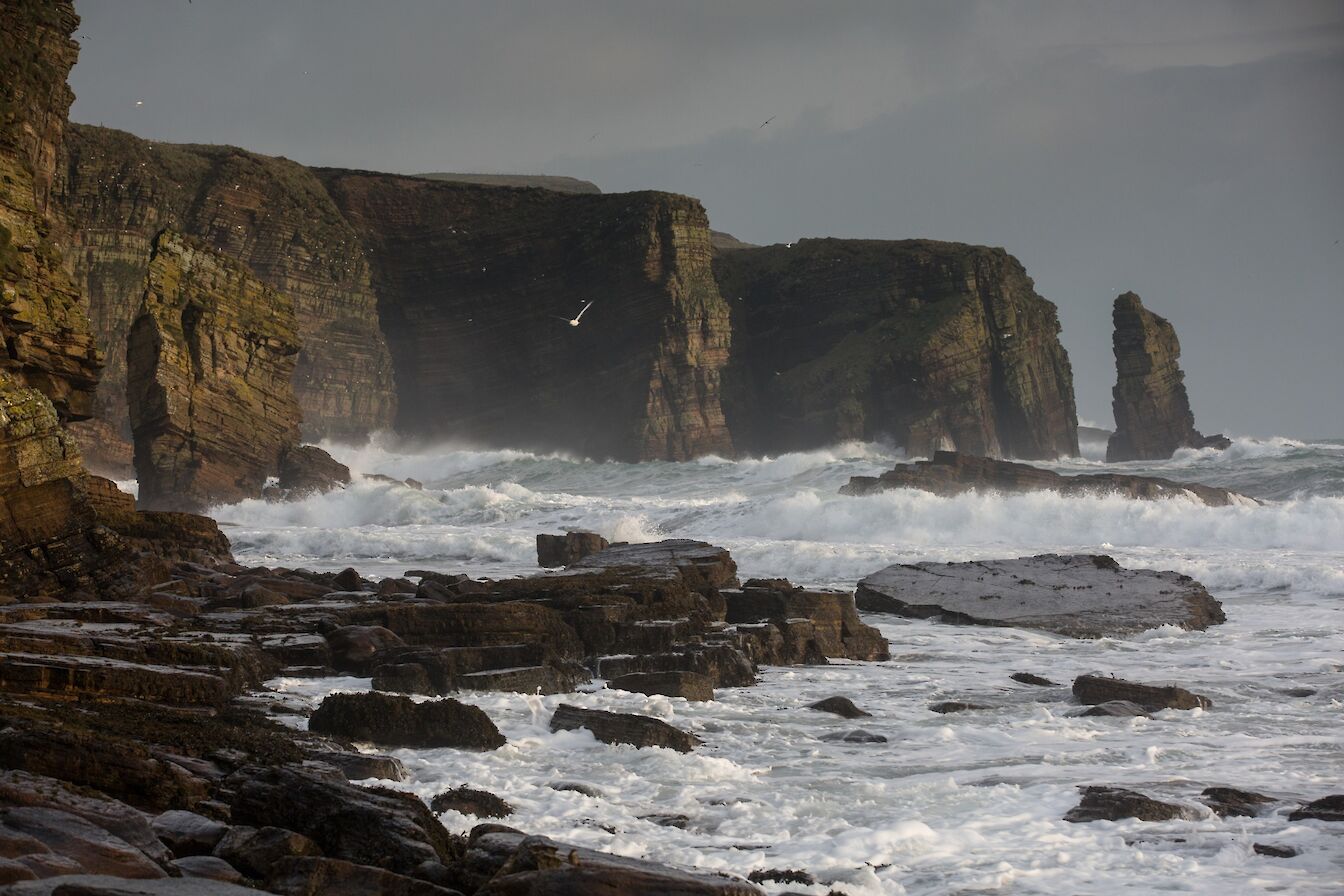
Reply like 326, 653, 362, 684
69, 1, 1344, 437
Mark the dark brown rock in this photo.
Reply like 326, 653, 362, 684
265, 856, 464, 896
170, 855, 245, 882
842, 451, 1252, 507
151, 809, 227, 857
225, 765, 461, 875
724, 580, 890, 662
430, 788, 513, 819
327, 625, 406, 674
549, 703, 700, 753
818, 729, 887, 744
1107, 292, 1229, 462
1200, 787, 1275, 818
808, 696, 871, 718
714, 238, 1078, 459
1072, 674, 1212, 711
929, 701, 990, 714
0, 806, 166, 879
563, 539, 740, 591
211, 825, 322, 879
1064, 786, 1201, 823
608, 671, 714, 702
1072, 700, 1149, 718
311, 751, 408, 783
308, 691, 506, 750
536, 532, 609, 568
1253, 843, 1300, 858
277, 446, 352, 498
857, 555, 1225, 638
1287, 794, 1344, 822
1010, 672, 1057, 686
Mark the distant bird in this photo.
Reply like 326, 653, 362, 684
552, 301, 594, 327
589, 132, 599, 142
135, 100, 143, 106
759, 116, 776, 129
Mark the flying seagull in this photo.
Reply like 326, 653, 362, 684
552, 301, 593, 327
759, 116, 776, 129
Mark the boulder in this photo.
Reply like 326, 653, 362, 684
265, 856, 464, 896
608, 671, 714, 702
549, 704, 700, 753
1253, 843, 1300, 858
326, 626, 406, 675
151, 809, 227, 857
0, 806, 166, 878
536, 532, 609, 568
308, 691, 506, 750
170, 855, 244, 882
807, 696, 871, 719
430, 788, 513, 819
1071, 700, 1149, 718
211, 825, 322, 879
1201, 787, 1275, 818
856, 555, 1225, 638
1107, 292, 1229, 462
1064, 786, 1201, 823
4, 876, 260, 894
277, 446, 352, 498
818, 729, 887, 744
1072, 674, 1212, 711
310, 751, 408, 783
1010, 672, 1056, 686
841, 451, 1250, 507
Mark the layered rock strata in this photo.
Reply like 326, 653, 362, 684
841, 450, 1253, 506
56, 124, 397, 445
1107, 292, 1228, 462
319, 171, 735, 461
714, 239, 1079, 459
126, 230, 304, 512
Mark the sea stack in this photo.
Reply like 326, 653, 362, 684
1106, 292, 1228, 462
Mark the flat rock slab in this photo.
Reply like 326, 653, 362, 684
561, 539, 739, 590
855, 554, 1225, 638
0, 652, 230, 705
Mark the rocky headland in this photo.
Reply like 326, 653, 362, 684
1107, 292, 1229, 462
714, 238, 1080, 459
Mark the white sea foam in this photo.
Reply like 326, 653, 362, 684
223, 437, 1342, 892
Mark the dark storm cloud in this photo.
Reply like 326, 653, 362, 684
70, 1, 1344, 437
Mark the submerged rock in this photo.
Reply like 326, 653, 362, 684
1064, 786, 1202, 823
430, 788, 513, 819
808, 696, 872, 719
1072, 674, 1212, 712
841, 450, 1251, 507
549, 704, 700, 753
1201, 786, 1275, 818
1107, 292, 1229, 462
856, 554, 1225, 638
1288, 794, 1344, 822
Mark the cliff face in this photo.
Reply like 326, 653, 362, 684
320, 172, 734, 461
128, 230, 303, 512
1107, 292, 1226, 462
56, 124, 397, 446
714, 239, 1079, 459
0, 1, 230, 598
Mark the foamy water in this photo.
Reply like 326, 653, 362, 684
211, 434, 1343, 893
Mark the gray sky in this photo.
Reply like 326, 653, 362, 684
69, 1, 1344, 438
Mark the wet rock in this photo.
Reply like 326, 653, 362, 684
808, 696, 871, 718
326, 626, 406, 675
550, 704, 700, 753
0, 771, 170, 864
152, 809, 227, 857
563, 539, 740, 591
430, 788, 513, 819
929, 701, 990, 714
308, 692, 506, 750
332, 567, 367, 593
1064, 786, 1201, 823
372, 663, 435, 696
0, 652, 230, 705
211, 825, 322, 879
608, 671, 714, 702
857, 555, 1225, 638
1253, 843, 1300, 858
1287, 794, 1344, 822
1201, 787, 1275, 818
749, 868, 815, 886
724, 580, 890, 661
170, 854, 244, 882
265, 855, 464, 895
536, 532, 609, 568
842, 451, 1250, 507
641, 814, 690, 829
549, 782, 604, 799
463, 832, 763, 895
1072, 700, 1150, 718
819, 729, 887, 744
0, 806, 166, 878
1011, 672, 1056, 686
597, 645, 757, 689
278, 446, 351, 499
226, 765, 460, 875
1073, 674, 1212, 711
311, 751, 408, 783
1107, 292, 1229, 462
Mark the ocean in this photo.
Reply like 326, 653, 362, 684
210, 435, 1344, 894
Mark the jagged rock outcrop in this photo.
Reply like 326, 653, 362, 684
56, 124, 397, 446
714, 239, 1079, 459
1107, 292, 1229, 462
841, 450, 1254, 507
320, 172, 734, 461
126, 230, 303, 512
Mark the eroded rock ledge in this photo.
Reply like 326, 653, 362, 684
841, 450, 1254, 507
